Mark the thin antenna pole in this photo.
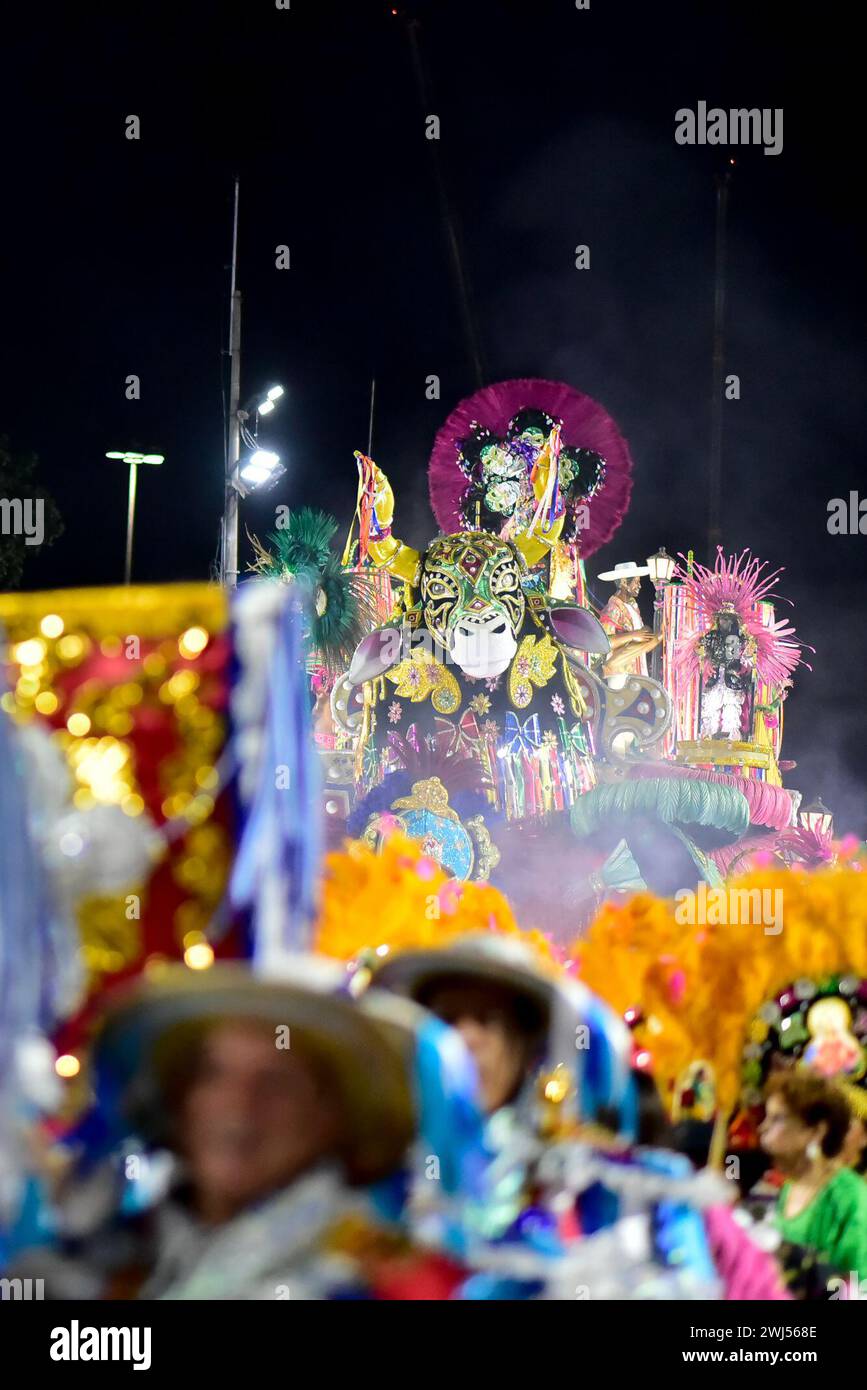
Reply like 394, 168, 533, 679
707, 164, 732, 557
229, 176, 239, 302
367, 378, 376, 458
221, 177, 242, 587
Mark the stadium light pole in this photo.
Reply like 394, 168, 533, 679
219, 179, 286, 586
221, 178, 243, 588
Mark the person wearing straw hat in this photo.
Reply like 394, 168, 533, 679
372, 935, 721, 1297
374, 936, 564, 1120
596, 560, 660, 677
10, 959, 478, 1300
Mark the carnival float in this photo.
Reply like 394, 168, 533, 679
1, 376, 864, 1245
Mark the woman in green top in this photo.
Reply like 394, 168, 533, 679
761, 1071, 867, 1283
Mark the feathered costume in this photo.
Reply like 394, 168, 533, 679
249, 508, 381, 679
674, 549, 809, 743
675, 549, 809, 691
427, 378, 633, 558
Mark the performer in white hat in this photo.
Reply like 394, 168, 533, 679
596, 561, 660, 677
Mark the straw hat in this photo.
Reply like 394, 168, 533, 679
373, 936, 635, 1134
373, 934, 560, 1023
92, 959, 423, 1185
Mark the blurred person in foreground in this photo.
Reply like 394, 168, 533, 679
374, 935, 721, 1298
761, 1070, 867, 1284
8, 960, 482, 1300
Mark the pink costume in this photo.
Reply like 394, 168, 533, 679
599, 592, 648, 676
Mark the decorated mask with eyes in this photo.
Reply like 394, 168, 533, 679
420, 532, 525, 679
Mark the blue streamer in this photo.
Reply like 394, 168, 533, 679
230, 593, 322, 955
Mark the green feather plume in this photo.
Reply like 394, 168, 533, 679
260, 507, 338, 575
249, 509, 381, 676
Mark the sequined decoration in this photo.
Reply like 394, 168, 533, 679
508, 632, 559, 709
0, 585, 232, 990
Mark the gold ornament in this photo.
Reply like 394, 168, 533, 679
392, 777, 460, 821
385, 651, 461, 715
466, 815, 501, 880
508, 633, 558, 709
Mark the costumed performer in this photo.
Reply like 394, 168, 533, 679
7, 961, 481, 1300
374, 935, 721, 1299
596, 561, 660, 677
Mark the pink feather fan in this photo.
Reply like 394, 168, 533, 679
674, 548, 811, 690
427, 378, 633, 558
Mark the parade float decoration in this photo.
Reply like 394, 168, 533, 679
670, 548, 809, 782
564, 539, 822, 903
0, 377, 837, 1023
248, 507, 386, 680
330, 380, 680, 925
324, 380, 827, 935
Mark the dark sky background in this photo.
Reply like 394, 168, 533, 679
2, 0, 866, 832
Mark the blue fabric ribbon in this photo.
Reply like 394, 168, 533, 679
577, 989, 637, 1142
230, 594, 321, 954
499, 711, 542, 757
0, 708, 71, 1049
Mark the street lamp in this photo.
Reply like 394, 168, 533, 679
238, 449, 284, 492
646, 546, 677, 681
105, 451, 164, 584
220, 368, 286, 581
256, 386, 285, 416
798, 797, 833, 837
219, 173, 289, 586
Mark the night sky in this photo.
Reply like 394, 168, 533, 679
3, 1, 866, 830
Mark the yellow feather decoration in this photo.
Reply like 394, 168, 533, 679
573, 867, 867, 1113
314, 831, 557, 968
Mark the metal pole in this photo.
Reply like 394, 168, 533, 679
222, 178, 242, 587
651, 582, 664, 682
707, 166, 731, 557
124, 461, 138, 585
367, 377, 376, 458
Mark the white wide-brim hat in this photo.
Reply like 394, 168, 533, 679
597, 561, 650, 581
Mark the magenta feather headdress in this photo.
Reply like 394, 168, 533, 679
427, 378, 633, 558
674, 548, 810, 689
